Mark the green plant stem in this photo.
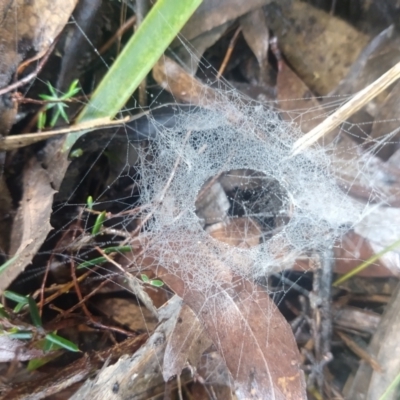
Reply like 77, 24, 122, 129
379, 371, 400, 400
333, 237, 400, 286
63, 0, 202, 151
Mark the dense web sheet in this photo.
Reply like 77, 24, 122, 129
128, 97, 363, 293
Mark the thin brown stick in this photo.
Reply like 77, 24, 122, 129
177, 374, 183, 400
0, 115, 130, 151
336, 330, 382, 372
70, 259, 92, 319
99, 15, 137, 55
291, 61, 400, 156
217, 26, 242, 79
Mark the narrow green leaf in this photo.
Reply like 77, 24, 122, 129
86, 196, 94, 210
46, 81, 58, 97
70, 148, 83, 158
64, 0, 202, 151
4, 290, 28, 304
0, 254, 20, 276
104, 245, 132, 254
39, 94, 54, 101
379, 371, 400, 400
333, 237, 400, 286
27, 297, 42, 328
58, 104, 69, 123
27, 356, 51, 371
37, 111, 47, 130
150, 279, 164, 287
45, 333, 80, 352
0, 305, 9, 319
14, 301, 28, 313
8, 331, 33, 340
77, 256, 107, 270
43, 337, 56, 352
50, 109, 60, 127
91, 210, 106, 235
141, 274, 150, 283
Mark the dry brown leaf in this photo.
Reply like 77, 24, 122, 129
153, 56, 222, 107
93, 297, 158, 333
1, 157, 56, 294
159, 272, 306, 399
368, 80, 400, 160
179, 0, 272, 43
131, 233, 306, 398
0, 0, 77, 87
276, 59, 327, 133
334, 231, 398, 278
207, 217, 262, 248
69, 296, 182, 400
240, 8, 269, 84
265, 0, 369, 95
163, 304, 213, 380
0, 0, 77, 134
1, 334, 147, 400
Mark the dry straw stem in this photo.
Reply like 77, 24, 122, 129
291, 61, 400, 156
0, 116, 130, 151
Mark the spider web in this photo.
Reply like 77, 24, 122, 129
10, 3, 400, 395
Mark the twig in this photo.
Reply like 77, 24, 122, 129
309, 249, 334, 390
291, 61, 400, 156
0, 115, 130, 151
99, 15, 137, 55
336, 330, 382, 372
217, 26, 242, 79
177, 374, 183, 400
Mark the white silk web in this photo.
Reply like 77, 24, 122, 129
131, 99, 362, 291
22, 11, 400, 304
7, 3, 400, 398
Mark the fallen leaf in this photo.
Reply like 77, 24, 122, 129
240, 8, 269, 84
2, 157, 56, 294
264, 0, 369, 95
0, 0, 77, 134
276, 59, 327, 133
161, 273, 307, 399
163, 303, 212, 380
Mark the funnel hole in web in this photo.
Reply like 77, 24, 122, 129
195, 169, 290, 249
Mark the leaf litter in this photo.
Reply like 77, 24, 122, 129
2, 0, 400, 399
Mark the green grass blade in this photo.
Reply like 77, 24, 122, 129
63, 0, 202, 151
4, 290, 28, 304
91, 210, 106, 236
27, 297, 42, 328
77, 256, 107, 270
45, 333, 80, 352
379, 371, 400, 399
333, 237, 400, 286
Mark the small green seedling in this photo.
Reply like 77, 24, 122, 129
2, 291, 80, 354
86, 195, 94, 210
70, 148, 84, 158
38, 79, 80, 129
4, 290, 29, 313
77, 246, 132, 270
91, 210, 107, 236
141, 274, 164, 287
